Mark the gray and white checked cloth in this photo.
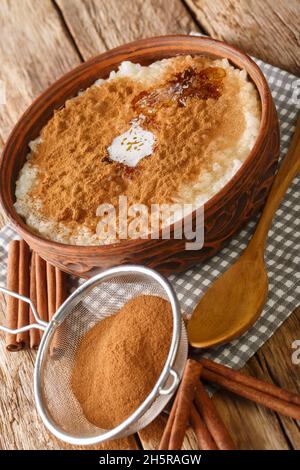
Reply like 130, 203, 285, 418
0, 56, 299, 370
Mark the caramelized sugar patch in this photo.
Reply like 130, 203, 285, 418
28, 56, 246, 236
133, 66, 226, 117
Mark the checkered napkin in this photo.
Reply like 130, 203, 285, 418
0, 56, 299, 370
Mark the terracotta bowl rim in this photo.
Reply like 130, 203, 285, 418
0, 34, 271, 252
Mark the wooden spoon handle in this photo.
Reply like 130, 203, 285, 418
250, 114, 300, 248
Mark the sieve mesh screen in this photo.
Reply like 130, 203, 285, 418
39, 272, 188, 440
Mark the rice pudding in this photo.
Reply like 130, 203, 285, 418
14, 55, 261, 245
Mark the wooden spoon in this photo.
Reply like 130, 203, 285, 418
188, 116, 300, 348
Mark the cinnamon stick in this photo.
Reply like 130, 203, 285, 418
202, 368, 300, 421
168, 359, 202, 450
46, 262, 56, 321
55, 267, 67, 311
5, 240, 22, 351
202, 358, 300, 406
50, 267, 68, 358
35, 254, 48, 340
29, 252, 40, 350
195, 380, 236, 450
16, 240, 30, 347
158, 393, 179, 450
190, 404, 218, 450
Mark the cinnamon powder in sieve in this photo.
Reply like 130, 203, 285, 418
71, 295, 173, 429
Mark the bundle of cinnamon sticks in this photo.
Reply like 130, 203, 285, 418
5, 239, 68, 352
159, 358, 300, 450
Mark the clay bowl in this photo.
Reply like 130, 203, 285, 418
0, 35, 280, 278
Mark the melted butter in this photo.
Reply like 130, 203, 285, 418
107, 121, 155, 167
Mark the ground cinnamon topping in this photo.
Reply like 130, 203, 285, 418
71, 295, 173, 429
27, 56, 245, 236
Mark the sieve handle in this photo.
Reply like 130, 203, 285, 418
159, 368, 179, 396
0, 286, 48, 333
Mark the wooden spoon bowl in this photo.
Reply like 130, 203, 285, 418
188, 250, 269, 347
0, 35, 280, 278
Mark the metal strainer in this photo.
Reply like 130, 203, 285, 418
0, 265, 188, 446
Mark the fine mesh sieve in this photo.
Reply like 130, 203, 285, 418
0, 265, 188, 445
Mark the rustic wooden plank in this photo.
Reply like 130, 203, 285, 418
0, 0, 81, 145
212, 307, 300, 450
185, 0, 300, 75
55, 0, 200, 59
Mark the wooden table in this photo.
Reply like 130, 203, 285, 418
0, 0, 299, 450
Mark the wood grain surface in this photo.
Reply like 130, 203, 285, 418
56, 0, 200, 59
0, 0, 81, 144
0, 0, 299, 450
185, 0, 300, 75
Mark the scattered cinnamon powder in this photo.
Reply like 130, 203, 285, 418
27, 55, 246, 236
71, 295, 173, 429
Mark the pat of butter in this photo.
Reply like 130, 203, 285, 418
107, 122, 155, 167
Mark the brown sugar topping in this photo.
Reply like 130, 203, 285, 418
27, 56, 246, 236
